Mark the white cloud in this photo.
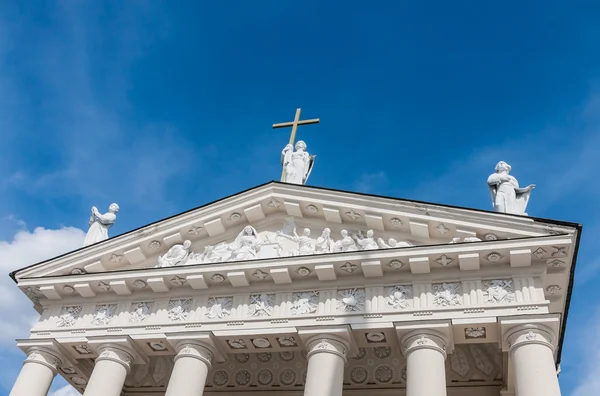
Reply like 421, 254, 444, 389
49, 384, 81, 396
0, 227, 84, 346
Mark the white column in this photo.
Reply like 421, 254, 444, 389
83, 345, 133, 396
165, 340, 213, 396
303, 335, 349, 396
10, 350, 61, 396
402, 331, 448, 396
507, 325, 561, 396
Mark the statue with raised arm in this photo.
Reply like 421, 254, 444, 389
334, 230, 358, 252
281, 140, 315, 185
315, 228, 334, 254
277, 227, 314, 255
83, 203, 119, 246
354, 230, 379, 250
157, 240, 192, 267
487, 161, 535, 215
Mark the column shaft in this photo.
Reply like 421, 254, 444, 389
303, 337, 348, 396
9, 351, 59, 396
83, 347, 132, 396
510, 329, 560, 396
165, 342, 213, 396
403, 333, 448, 396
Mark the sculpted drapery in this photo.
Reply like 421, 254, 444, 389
487, 161, 535, 215
281, 140, 314, 185
83, 203, 119, 246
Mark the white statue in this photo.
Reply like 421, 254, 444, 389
487, 161, 535, 215
281, 140, 314, 185
377, 238, 413, 249
157, 240, 192, 267
334, 230, 357, 252
277, 227, 314, 255
229, 226, 261, 261
450, 237, 482, 243
354, 230, 379, 250
315, 228, 334, 254
83, 203, 119, 246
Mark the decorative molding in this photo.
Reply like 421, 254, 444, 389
432, 283, 462, 306
465, 327, 486, 339
94, 304, 117, 325
483, 280, 516, 304
57, 305, 82, 327
386, 285, 412, 309
168, 299, 191, 321
249, 294, 274, 317
292, 291, 318, 315
206, 297, 233, 319
387, 259, 405, 270
337, 288, 366, 312
435, 254, 454, 267
130, 302, 151, 323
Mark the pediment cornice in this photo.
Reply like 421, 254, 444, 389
13, 183, 578, 282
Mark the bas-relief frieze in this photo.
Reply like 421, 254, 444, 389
45, 277, 538, 330
152, 219, 431, 269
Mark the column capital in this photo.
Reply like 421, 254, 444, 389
305, 335, 349, 361
395, 320, 453, 356
173, 340, 214, 367
23, 348, 62, 375
95, 344, 135, 373
401, 331, 448, 358
505, 325, 556, 353
499, 314, 560, 352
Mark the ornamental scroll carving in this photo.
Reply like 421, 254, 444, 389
291, 291, 318, 315
207, 297, 233, 319
57, 305, 82, 327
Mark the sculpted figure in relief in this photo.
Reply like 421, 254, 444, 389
334, 230, 357, 252
377, 238, 413, 249
353, 230, 379, 250
315, 228, 334, 254
157, 240, 192, 267
277, 227, 314, 255
281, 140, 314, 185
229, 226, 261, 261
487, 161, 535, 215
83, 203, 119, 246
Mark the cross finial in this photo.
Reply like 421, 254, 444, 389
273, 108, 320, 182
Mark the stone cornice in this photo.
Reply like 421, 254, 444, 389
13, 183, 577, 280
18, 235, 571, 303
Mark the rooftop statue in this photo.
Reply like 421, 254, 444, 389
83, 203, 119, 246
281, 140, 315, 185
487, 161, 535, 215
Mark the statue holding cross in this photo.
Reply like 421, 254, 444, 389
273, 108, 320, 185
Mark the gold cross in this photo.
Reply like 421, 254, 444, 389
272, 108, 320, 182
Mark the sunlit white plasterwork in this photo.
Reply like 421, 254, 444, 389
337, 288, 365, 312
249, 294, 274, 317
168, 299, 191, 321
94, 304, 117, 325
157, 240, 191, 268
130, 302, 151, 323
281, 140, 314, 185
83, 203, 119, 246
432, 283, 462, 306
483, 280, 515, 304
386, 286, 412, 309
57, 305, 82, 327
487, 161, 535, 215
291, 291, 319, 315
207, 297, 233, 319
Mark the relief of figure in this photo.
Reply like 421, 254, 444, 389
487, 161, 535, 215
83, 203, 119, 246
281, 140, 315, 185
450, 237, 482, 243
229, 226, 261, 261
377, 238, 413, 249
315, 228, 334, 254
157, 240, 192, 268
277, 227, 314, 255
334, 230, 357, 252
354, 230, 379, 250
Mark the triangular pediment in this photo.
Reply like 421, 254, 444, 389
13, 181, 577, 281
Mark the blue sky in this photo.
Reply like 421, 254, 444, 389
1, 1, 600, 394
